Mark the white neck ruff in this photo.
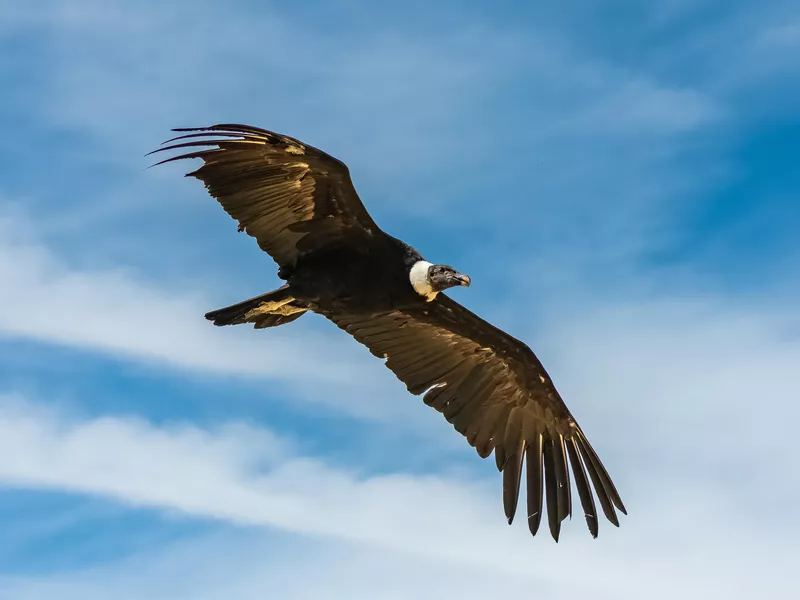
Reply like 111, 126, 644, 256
409, 260, 438, 301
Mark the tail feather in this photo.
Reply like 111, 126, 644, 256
205, 285, 308, 328
252, 312, 305, 328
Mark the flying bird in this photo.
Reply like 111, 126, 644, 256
149, 124, 626, 540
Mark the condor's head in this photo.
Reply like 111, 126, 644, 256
409, 260, 471, 302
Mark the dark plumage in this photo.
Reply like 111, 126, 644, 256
149, 123, 626, 540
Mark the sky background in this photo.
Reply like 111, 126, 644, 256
0, 0, 799, 598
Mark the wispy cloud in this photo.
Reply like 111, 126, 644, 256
0, 390, 797, 598
565, 80, 720, 135
3, 524, 794, 600
759, 22, 800, 48
0, 392, 552, 572
0, 212, 340, 380
0, 210, 438, 424
0, 209, 482, 428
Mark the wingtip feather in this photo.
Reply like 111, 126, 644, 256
525, 434, 544, 537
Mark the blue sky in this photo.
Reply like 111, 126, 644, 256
0, 0, 798, 597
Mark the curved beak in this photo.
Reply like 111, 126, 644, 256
455, 273, 471, 287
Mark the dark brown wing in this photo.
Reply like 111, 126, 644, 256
326, 294, 626, 540
149, 124, 382, 269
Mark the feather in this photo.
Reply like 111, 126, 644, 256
566, 437, 598, 538
526, 433, 544, 536
576, 436, 619, 527
161, 130, 266, 145
576, 433, 626, 514
151, 123, 379, 269
422, 382, 458, 410
408, 357, 470, 395
542, 438, 561, 541
148, 148, 226, 168
553, 435, 572, 522
501, 407, 526, 523
472, 403, 512, 462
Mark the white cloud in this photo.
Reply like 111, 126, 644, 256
0, 210, 439, 423
760, 22, 800, 48
0, 382, 798, 599
0, 531, 575, 600
5, 526, 793, 600
0, 213, 340, 380
0, 393, 513, 567
540, 300, 800, 516
565, 80, 720, 135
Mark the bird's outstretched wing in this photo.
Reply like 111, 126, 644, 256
326, 294, 626, 540
149, 124, 382, 269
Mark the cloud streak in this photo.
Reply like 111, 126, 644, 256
0, 210, 435, 423
0, 391, 797, 598
0, 212, 345, 381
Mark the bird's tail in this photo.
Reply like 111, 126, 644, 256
205, 285, 308, 329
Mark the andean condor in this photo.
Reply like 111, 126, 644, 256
149, 124, 627, 540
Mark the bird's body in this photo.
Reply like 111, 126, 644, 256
206, 232, 429, 327
150, 123, 627, 541
290, 234, 425, 313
